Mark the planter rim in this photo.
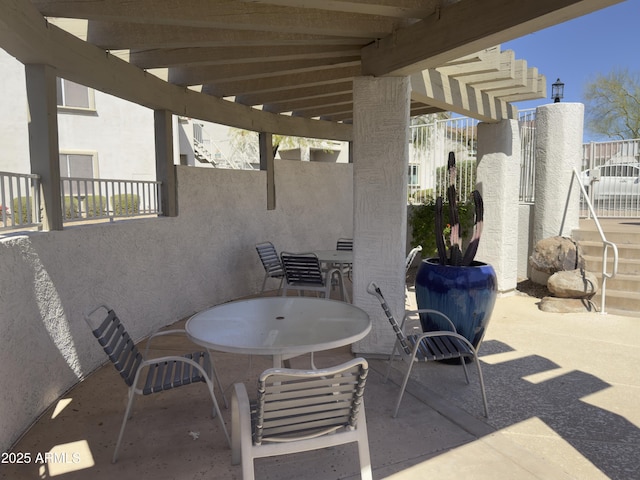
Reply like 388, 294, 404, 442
423, 257, 492, 268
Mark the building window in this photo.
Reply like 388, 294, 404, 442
408, 164, 419, 187
56, 78, 95, 110
60, 153, 96, 195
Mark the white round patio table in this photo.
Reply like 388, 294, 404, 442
312, 249, 353, 265
185, 297, 371, 368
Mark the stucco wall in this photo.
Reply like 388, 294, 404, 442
0, 49, 30, 174
518, 203, 535, 279
0, 160, 353, 452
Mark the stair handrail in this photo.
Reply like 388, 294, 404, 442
573, 167, 618, 314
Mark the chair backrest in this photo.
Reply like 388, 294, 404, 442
280, 252, 325, 286
253, 358, 368, 445
256, 241, 283, 274
405, 245, 423, 274
366, 282, 412, 355
84, 305, 142, 387
336, 238, 353, 251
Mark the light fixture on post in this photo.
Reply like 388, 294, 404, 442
551, 78, 564, 103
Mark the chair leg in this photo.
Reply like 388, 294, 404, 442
460, 356, 471, 384
356, 406, 373, 480
383, 343, 399, 383
207, 349, 228, 409
113, 388, 137, 463
337, 271, 350, 303
260, 274, 268, 294
392, 360, 416, 418
203, 375, 231, 447
474, 357, 489, 418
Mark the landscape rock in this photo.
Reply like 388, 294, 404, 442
547, 269, 599, 298
529, 236, 584, 275
539, 296, 598, 313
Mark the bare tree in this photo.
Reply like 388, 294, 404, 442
584, 68, 640, 140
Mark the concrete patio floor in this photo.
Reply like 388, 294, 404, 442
3, 283, 639, 480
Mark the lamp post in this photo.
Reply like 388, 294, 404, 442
552, 78, 564, 103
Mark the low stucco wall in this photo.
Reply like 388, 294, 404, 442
0, 160, 353, 452
518, 203, 535, 280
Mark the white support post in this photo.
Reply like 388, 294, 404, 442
476, 119, 521, 293
352, 76, 411, 355
533, 103, 584, 245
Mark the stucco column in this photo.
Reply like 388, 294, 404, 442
154, 110, 177, 217
475, 119, 520, 293
533, 103, 584, 244
26, 64, 63, 230
352, 76, 410, 355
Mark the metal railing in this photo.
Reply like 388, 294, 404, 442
0, 171, 42, 231
60, 177, 162, 223
519, 109, 537, 202
409, 110, 537, 205
581, 139, 640, 218
408, 115, 479, 204
573, 167, 618, 314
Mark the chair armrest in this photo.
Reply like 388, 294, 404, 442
404, 309, 458, 333
143, 328, 188, 357
231, 382, 252, 465
325, 266, 341, 279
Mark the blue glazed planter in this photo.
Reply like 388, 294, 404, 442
415, 257, 497, 349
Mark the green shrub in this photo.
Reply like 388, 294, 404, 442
410, 199, 476, 258
111, 194, 140, 216
11, 197, 32, 224
411, 188, 434, 203
63, 196, 80, 219
84, 195, 108, 217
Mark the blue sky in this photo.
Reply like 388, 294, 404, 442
503, 0, 640, 140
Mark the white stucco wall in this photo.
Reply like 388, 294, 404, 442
0, 160, 353, 452
57, 93, 156, 181
0, 49, 30, 174
518, 203, 535, 279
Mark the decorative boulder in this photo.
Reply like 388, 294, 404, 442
539, 297, 598, 313
547, 269, 599, 298
529, 236, 585, 274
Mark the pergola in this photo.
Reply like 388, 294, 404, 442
1, 0, 624, 134
0, 0, 625, 453
0, 0, 624, 221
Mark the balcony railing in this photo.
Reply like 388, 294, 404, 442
61, 177, 162, 223
0, 171, 41, 231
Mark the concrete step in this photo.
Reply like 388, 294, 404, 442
573, 228, 639, 245
588, 271, 640, 292
583, 254, 640, 275
591, 288, 640, 315
572, 219, 640, 316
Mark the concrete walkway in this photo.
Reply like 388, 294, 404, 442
3, 289, 639, 480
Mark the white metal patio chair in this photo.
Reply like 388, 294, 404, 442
84, 305, 230, 462
336, 237, 353, 251
255, 241, 285, 294
231, 357, 372, 480
280, 251, 345, 300
405, 245, 422, 274
366, 282, 488, 418
335, 237, 354, 281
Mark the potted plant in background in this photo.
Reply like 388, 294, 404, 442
412, 152, 497, 349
